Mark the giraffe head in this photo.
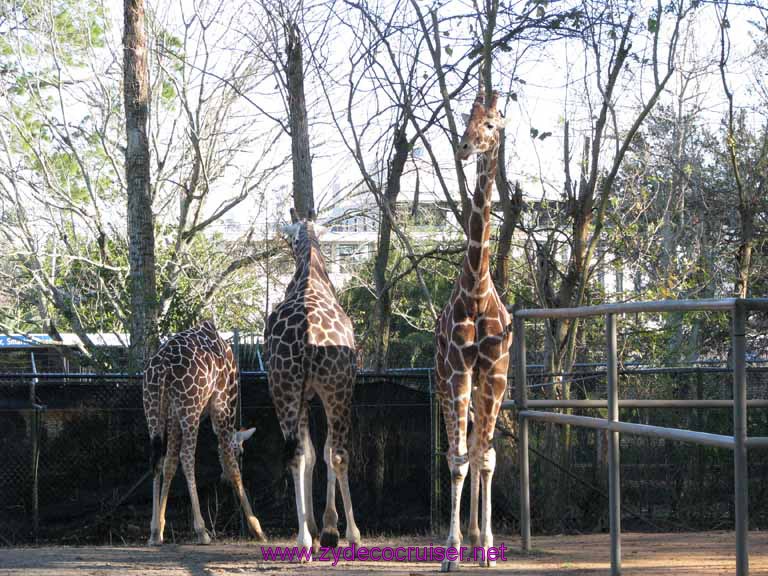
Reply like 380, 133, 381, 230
231, 427, 256, 457
456, 91, 505, 161
281, 208, 327, 259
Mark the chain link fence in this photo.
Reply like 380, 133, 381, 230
2, 364, 768, 545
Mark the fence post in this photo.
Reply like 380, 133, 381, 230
232, 329, 246, 539
514, 314, 530, 552
606, 313, 621, 575
732, 301, 749, 576
429, 368, 442, 535
29, 355, 40, 543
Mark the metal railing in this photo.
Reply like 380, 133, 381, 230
506, 297, 768, 576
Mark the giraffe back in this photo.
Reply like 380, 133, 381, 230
265, 219, 356, 385
143, 321, 237, 440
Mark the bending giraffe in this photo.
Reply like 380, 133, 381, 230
434, 91, 513, 571
143, 320, 266, 545
265, 208, 361, 557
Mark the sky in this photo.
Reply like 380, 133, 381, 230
23, 0, 767, 239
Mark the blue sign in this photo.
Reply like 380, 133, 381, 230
0, 334, 56, 347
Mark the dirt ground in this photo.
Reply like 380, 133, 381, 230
1, 531, 768, 575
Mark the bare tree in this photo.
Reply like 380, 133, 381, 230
246, 0, 316, 218
124, 0, 159, 370
0, 1, 282, 366
528, 1, 694, 384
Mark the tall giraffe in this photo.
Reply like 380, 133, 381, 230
143, 320, 266, 545
265, 209, 361, 556
434, 91, 512, 571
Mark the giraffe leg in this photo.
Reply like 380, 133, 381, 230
440, 370, 471, 573
289, 445, 313, 557
179, 424, 210, 545
275, 383, 313, 559
150, 420, 181, 545
211, 391, 267, 543
301, 413, 320, 552
149, 471, 162, 545
478, 446, 497, 567
321, 387, 360, 547
473, 367, 508, 568
215, 431, 267, 542
319, 436, 339, 548
336, 451, 361, 546
468, 461, 481, 549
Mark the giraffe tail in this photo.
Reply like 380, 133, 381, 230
282, 360, 310, 468
283, 435, 299, 467
146, 361, 170, 474
151, 435, 166, 474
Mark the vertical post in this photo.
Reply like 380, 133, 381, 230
732, 301, 749, 576
514, 314, 530, 552
232, 329, 246, 539
29, 354, 39, 543
606, 314, 621, 576
429, 368, 442, 535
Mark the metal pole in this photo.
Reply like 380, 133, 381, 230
30, 353, 39, 543
733, 302, 749, 576
606, 314, 621, 575
514, 315, 530, 551
232, 329, 246, 539
429, 368, 442, 535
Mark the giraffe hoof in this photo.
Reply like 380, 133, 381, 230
248, 517, 267, 542
148, 534, 163, 547
319, 527, 340, 548
346, 528, 361, 546
441, 559, 461, 572
479, 558, 496, 568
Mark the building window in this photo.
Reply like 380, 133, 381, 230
337, 243, 361, 262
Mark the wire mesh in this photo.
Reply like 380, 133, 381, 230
1, 365, 768, 544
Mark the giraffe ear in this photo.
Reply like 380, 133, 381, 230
235, 428, 256, 446
461, 112, 471, 127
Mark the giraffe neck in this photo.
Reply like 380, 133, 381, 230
462, 141, 499, 294
288, 236, 335, 298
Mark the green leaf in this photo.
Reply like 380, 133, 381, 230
647, 16, 658, 33
530, 127, 539, 138
444, 45, 453, 56
538, 131, 552, 140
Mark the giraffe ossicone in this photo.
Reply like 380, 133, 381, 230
143, 320, 266, 546
265, 209, 361, 559
435, 90, 513, 572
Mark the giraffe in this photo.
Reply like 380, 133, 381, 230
265, 208, 361, 557
143, 320, 266, 545
434, 90, 512, 571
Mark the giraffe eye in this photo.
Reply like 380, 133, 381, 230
485, 122, 494, 129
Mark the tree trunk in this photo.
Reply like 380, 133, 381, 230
286, 23, 314, 219
124, 0, 158, 371
492, 162, 523, 301
372, 124, 409, 371
735, 208, 754, 298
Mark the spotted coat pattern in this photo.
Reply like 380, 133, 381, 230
434, 91, 513, 571
143, 320, 265, 545
265, 215, 361, 555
